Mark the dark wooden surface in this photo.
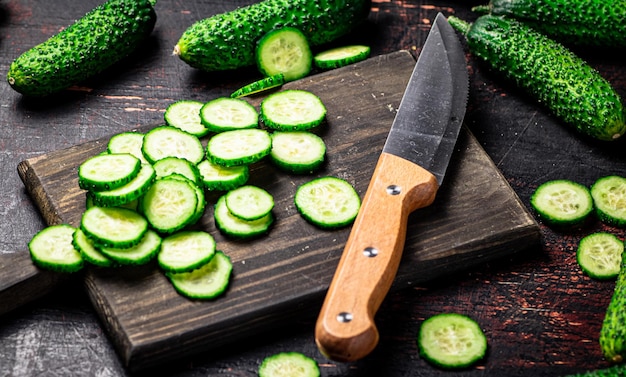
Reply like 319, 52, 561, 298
1, 0, 626, 376
14, 50, 539, 371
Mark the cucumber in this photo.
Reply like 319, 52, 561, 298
107, 132, 148, 164
260, 90, 327, 131
529, 179, 594, 227
577, 233, 623, 280
600, 248, 626, 363
91, 163, 156, 207
158, 231, 216, 273
153, 156, 201, 184
140, 177, 199, 234
98, 229, 162, 265
472, 0, 626, 47
72, 228, 114, 267
417, 313, 487, 369
590, 176, 626, 227
166, 251, 233, 300
173, 0, 371, 72
7, 0, 157, 97
230, 74, 285, 99
78, 153, 141, 192
270, 131, 326, 174
258, 352, 320, 377
197, 159, 250, 192
29, 224, 83, 273
448, 15, 626, 141
225, 185, 274, 221
294, 177, 360, 229
80, 206, 148, 249
200, 97, 259, 133
142, 125, 205, 165
164, 100, 210, 137
564, 364, 626, 377
206, 129, 272, 167
214, 195, 274, 239
313, 45, 371, 69
256, 27, 312, 82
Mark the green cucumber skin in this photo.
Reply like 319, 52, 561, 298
564, 364, 626, 377
600, 254, 626, 364
174, 0, 371, 72
449, 15, 626, 141
7, 0, 157, 97
475, 0, 626, 47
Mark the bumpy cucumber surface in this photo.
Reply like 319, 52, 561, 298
473, 0, 626, 47
600, 250, 626, 363
7, 0, 157, 97
174, 0, 371, 71
448, 15, 626, 141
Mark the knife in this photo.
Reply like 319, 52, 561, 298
314, 13, 469, 362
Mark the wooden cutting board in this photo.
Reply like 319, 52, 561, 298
15, 51, 540, 371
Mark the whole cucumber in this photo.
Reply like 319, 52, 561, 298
448, 15, 626, 141
7, 0, 157, 97
600, 254, 626, 364
174, 0, 371, 72
472, 0, 626, 47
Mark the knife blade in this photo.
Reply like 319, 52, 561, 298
314, 13, 469, 362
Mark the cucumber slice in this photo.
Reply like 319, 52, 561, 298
206, 128, 272, 167
166, 251, 233, 300
91, 163, 156, 207
107, 131, 148, 164
577, 232, 624, 280
80, 206, 148, 249
270, 131, 326, 174
418, 313, 487, 369
72, 228, 114, 267
230, 74, 285, 98
214, 195, 274, 239
258, 352, 320, 377
591, 176, 626, 227
153, 156, 201, 184
256, 27, 312, 82
197, 159, 249, 191
140, 177, 199, 234
530, 179, 593, 226
158, 230, 216, 273
200, 97, 259, 133
260, 90, 326, 131
142, 125, 204, 165
163, 174, 207, 225
78, 153, 141, 191
28, 224, 83, 273
294, 177, 361, 229
314, 45, 371, 69
98, 229, 162, 266
225, 185, 274, 221
164, 100, 210, 137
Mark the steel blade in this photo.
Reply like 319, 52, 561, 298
382, 13, 469, 185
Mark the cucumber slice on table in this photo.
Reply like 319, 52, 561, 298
270, 131, 326, 174
153, 156, 201, 184
294, 177, 360, 229
256, 27, 312, 82
260, 90, 326, 131
313, 45, 371, 69
140, 177, 200, 234
98, 229, 162, 266
91, 163, 156, 207
72, 228, 113, 267
107, 131, 148, 164
164, 100, 210, 137
80, 206, 148, 249
141, 125, 204, 165
214, 195, 274, 239
158, 231, 216, 273
225, 185, 274, 221
258, 352, 320, 377
200, 97, 259, 133
591, 176, 626, 227
206, 128, 272, 167
230, 74, 284, 98
78, 153, 141, 191
197, 159, 249, 192
418, 313, 488, 369
29, 224, 83, 273
530, 179, 593, 226
577, 232, 624, 280
166, 251, 233, 300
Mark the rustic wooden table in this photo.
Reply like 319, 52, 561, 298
1, 0, 625, 376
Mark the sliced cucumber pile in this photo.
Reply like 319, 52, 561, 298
28, 89, 360, 302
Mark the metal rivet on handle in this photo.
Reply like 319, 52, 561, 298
363, 247, 378, 257
386, 185, 401, 195
337, 312, 353, 323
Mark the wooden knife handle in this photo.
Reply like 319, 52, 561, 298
315, 152, 439, 362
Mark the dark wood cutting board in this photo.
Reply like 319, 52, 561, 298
15, 50, 540, 371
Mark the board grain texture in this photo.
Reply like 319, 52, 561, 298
16, 51, 540, 371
